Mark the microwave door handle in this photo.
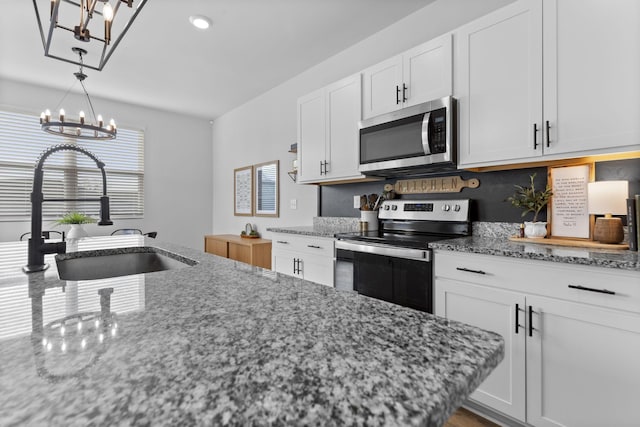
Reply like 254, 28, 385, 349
421, 111, 432, 155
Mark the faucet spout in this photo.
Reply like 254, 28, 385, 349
24, 144, 113, 273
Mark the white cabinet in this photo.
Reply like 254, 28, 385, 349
362, 34, 452, 119
456, 0, 640, 168
436, 279, 526, 420
435, 250, 640, 426
455, 0, 542, 166
297, 73, 362, 184
271, 233, 334, 287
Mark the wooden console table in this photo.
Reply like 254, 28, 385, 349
204, 234, 272, 269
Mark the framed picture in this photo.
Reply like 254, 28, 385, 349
548, 163, 594, 239
254, 160, 279, 217
234, 165, 253, 216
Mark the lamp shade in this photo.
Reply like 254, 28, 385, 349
587, 181, 629, 215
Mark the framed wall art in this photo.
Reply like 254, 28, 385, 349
234, 165, 253, 216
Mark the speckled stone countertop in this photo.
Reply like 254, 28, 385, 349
267, 216, 360, 238
430, 236, 640, 272
0, 236, 503, 426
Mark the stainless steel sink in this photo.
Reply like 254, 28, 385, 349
55, 247, 197, 281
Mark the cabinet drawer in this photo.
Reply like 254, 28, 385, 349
272, 234, 334, 258
435, 250, 640, 314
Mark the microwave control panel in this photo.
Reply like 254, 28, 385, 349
429, 108, 447, 154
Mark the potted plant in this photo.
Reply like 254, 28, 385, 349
507, 173, 553, 238
55, 212, 96, 240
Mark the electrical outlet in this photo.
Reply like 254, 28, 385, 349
290, 199, 297, 209
353, 195, 360, 209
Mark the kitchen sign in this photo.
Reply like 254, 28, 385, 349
549, 164, 592, 239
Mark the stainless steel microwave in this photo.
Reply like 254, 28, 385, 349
358, 96, 456, 177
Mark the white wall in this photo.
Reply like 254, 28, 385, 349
211, 0, 514, 238
0, 79, 213, 249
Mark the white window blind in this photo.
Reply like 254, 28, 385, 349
0, 110, 144, 221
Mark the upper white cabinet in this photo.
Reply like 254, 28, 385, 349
456, 0, 640, 168
362, 34, 452, 119
297, 73, 362, 184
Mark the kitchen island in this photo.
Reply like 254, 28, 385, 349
0, 236, 503, 426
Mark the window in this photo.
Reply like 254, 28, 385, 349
0, 110, 144, 221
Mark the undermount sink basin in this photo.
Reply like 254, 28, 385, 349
55, 247, 197, 281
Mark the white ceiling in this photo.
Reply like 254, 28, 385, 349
0, 0, 434, 120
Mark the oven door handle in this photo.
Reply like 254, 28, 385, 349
335, 240, 430, 262
421, 111, 432, 155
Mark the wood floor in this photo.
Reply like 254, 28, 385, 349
444, 407, 499, 427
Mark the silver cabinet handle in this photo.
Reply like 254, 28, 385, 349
307, 245, 321, 249
276, 240, 289, 244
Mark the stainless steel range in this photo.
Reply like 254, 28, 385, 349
335, 199, 471, 313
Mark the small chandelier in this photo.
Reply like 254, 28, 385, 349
32, 0, 148, 71
40, 47, 116, 140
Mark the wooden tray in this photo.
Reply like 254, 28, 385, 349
240, 234, 260, 239
508, 236, 629, 250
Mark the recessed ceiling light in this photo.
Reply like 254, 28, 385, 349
189, 15, 212, 30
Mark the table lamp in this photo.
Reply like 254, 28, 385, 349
587, 180, 629, 244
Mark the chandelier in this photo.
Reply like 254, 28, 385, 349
32, 0, 148, 71
40, 47, 116, 140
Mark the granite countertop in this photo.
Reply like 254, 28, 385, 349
430, 236, 640, 272
267, 217, 360, 238
0, 236, 503, 426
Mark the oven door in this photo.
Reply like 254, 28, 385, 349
335, 240, 433, 313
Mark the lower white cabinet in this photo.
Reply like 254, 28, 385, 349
435, 250, 640, 427
271, 233, 334, 287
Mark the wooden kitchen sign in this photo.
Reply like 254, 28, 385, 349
391, 176, 480, 194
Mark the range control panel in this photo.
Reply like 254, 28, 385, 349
378, 199, 470, 222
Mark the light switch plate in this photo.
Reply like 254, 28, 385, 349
290, 199, 297, 209
353, 195, 360, 209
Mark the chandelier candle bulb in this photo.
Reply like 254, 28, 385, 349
98, 115, 103, 127
59, 109, 65, 121
79, 110, 85, 124
39, 112, 45, 124
109, 119, 116, 130
45, 109, 51, 122
103, 3, 113, 44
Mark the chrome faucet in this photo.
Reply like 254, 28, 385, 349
23, 144, 113, 273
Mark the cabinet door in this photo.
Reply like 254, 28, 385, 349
403, 34, 452, 108
297, 89, 326, 183
362, 55, 403, 119
325, 73, 363, 181
205, 238, 227, 258
272, 250, 303, 279
542, 0, 640, 156
456, 0, 543, 167
301, 257, 334, 287
435, 278, 527, 422
526, 295, 640, 427
228, 242, 251, 265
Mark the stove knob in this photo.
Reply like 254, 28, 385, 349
442, 204, 451, 212
385, 205, 391, 210
391, 205, 398, 211
454, 204, 461, 212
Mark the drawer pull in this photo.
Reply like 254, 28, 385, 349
276, 241, 289, 244
456, 267, 486, 275
307, 245, 321, 249
568, 284, 615, 295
